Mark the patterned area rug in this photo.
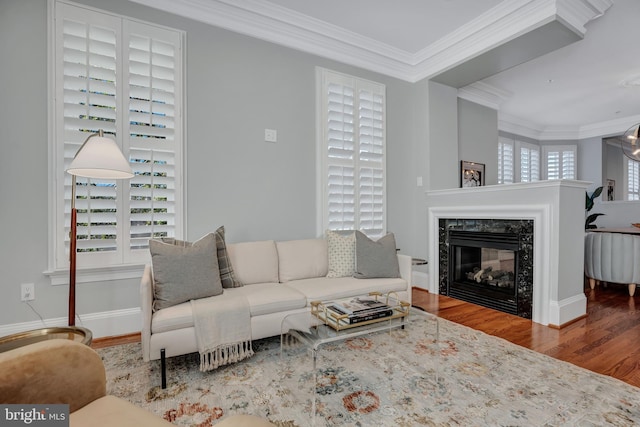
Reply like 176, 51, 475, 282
98, 315, 640, 426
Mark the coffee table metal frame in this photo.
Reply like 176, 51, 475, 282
280, 300, 439, 421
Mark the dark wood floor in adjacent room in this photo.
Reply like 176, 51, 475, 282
412, 285, 640, 388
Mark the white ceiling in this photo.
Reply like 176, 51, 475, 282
134, 0, 640, 139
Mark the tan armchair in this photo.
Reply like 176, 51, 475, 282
0, 339, 172, 426
0, 339, 275, 427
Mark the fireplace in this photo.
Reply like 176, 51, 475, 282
448, 230, 519, 315
439, 219, 534, 319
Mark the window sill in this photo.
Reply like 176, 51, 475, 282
45, 264, 147, 286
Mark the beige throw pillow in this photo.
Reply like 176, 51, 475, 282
326, 230, 356, 278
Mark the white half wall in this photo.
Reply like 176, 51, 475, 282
425, 180, 589, 326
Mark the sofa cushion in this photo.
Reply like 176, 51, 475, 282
238, 283, 307, 316
276, 238, 328, 282
285, 276, 408, 303
150, 233, 222, 311
354, 232, 400, 279
326, 230, 356, 278
227, 240, 279, 285
151, 285, 307, 333
151, 300, 194, 334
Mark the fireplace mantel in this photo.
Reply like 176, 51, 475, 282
425, 180, 590, 327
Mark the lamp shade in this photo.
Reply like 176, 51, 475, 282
67, 133, 134, 179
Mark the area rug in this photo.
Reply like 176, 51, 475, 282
98, 315, 640, 426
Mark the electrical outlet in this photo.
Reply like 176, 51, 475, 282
21, 283, 35, 301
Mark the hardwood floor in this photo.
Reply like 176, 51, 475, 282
93, 285, 640, 388
412, 285, 640, 388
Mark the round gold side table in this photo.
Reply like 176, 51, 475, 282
0, 326, 92, 353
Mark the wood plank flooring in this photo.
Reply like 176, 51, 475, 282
93, 284, 640, 389
412, 285, 640, 388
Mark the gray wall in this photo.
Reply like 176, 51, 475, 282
458, 99, 499, 185
0, 0, 433, 328
426, 81, 459, 191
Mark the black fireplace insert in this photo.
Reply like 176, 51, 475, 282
448, 230, 520, 315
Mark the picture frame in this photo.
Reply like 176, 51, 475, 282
606, 179, 615, 201
460, 161, 485, 188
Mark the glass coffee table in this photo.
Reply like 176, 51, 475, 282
280, 293, 439, 421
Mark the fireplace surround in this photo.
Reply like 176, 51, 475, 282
425, 180, 589, 326
439, 219, 534, 319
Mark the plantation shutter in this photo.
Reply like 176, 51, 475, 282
321, 69, 386, 237
60, 6, 122, 266
54, 3, 183, 270
543, 146, 576, 180
126, 23, 180, 252
519, 142, 540, 182
498, 137, 514, 184
627, 158, 640, 200
358, 87, 385, 236
326, 81, 356, 230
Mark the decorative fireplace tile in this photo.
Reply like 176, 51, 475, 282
438, 218, 534, 319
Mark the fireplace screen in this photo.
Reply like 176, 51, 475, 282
452, 246, 515, 293
447, 230, 520, 313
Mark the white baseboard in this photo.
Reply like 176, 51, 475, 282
412, 271, 429, 290
548, 293, 587, 327
0, 308, 142, 339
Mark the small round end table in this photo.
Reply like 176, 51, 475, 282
0, 326, 92, 353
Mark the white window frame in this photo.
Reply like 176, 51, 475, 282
46, 0, 185, 284
542, 145, 577, 180
316, 68, 387, 238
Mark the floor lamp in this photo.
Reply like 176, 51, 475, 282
66, 130, 134, 326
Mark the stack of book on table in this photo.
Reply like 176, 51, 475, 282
326, 297, 394, 325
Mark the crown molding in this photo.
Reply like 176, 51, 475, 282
499, 113, 640, 141
129, 0, 416, 80
498, 113, 544, 140
130, 0, 612, 83
458, 81, 512, 110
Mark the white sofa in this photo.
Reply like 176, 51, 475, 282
584, 231, 640, 296
140, 237, 412, 387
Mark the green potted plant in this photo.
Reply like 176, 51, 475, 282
585, 186, 604, 229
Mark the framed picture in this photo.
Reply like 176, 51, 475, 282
606, 179, 615, 201
460, 161, 485, 188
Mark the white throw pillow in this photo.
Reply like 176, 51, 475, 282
326, 230, 356, 278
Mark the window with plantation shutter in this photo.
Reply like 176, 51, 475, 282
318, 69, 386, 237
51, 2, 184, 273
498, 137, 514, 184
542, 145, 576, 180
519, 141, 540, 182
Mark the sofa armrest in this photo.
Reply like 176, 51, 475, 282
0, 339, 106, 413
397, 253, 412, 302
140, 264, 154, 362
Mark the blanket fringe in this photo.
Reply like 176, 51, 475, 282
199, 340, 254, 372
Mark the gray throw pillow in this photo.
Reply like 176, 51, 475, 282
151, 233, 223, 311
160, 226, 242, 289
213, 226, 243, 288
354, 231, 400, 279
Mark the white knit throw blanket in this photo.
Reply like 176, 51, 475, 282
190, 291, 253, 372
